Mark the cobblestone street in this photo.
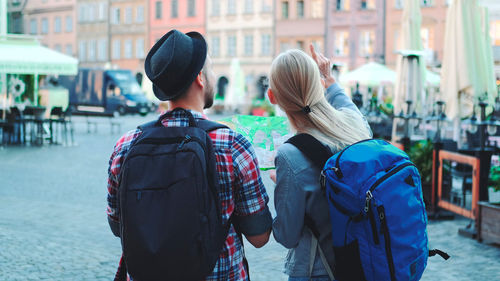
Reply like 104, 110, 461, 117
1, 114, 499, 281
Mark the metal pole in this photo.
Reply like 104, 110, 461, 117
1, 0, 7, 119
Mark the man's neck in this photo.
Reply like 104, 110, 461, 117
168, 100, 203, 113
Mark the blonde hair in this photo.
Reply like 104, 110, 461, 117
269, 49, 371, 150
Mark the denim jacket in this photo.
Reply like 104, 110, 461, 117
272, 83, 371, 277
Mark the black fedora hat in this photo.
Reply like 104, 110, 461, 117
144, 30, 207, 101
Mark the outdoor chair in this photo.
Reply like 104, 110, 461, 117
23, 106, 48, 146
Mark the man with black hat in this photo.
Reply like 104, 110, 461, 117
106, 30, 272, 280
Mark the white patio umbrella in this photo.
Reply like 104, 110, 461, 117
393, 0, 427, 116
440, 0, 496, 122
339, 62, 396, 87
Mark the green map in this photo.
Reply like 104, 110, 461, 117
218, 115, 293, 169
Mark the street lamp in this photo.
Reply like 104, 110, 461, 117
393, 100, 422, 151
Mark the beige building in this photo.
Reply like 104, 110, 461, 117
275, 0, 326, 56
206, 0, 274, 101
76, 0, 111, 67
24, 0, 77, 57
110, 0, 148, 74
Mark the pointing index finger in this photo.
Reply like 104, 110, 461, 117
310, 43, 318, 61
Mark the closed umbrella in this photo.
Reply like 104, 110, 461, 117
393, 0, 426, 117
440, 0, 496, 122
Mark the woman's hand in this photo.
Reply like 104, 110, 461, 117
269, 169, 277, 183
310, 44, 336, 89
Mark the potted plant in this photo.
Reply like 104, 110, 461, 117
477, 166, 500, 243
407, 140, 434, 206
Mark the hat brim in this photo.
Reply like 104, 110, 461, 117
152, 31, 207, 101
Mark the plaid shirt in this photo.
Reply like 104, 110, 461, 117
107, 109, 270, 281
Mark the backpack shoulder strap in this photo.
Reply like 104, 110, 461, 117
137, 120, 159, 131
285, 133, 333, 170
197, 119, 229, 132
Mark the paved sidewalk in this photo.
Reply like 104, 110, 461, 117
0, 114, 499, 281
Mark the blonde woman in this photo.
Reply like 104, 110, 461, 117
269, 46, 372, 281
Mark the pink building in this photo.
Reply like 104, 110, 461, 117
275, 0, 326, 56
149, 0, 206, 48
23, 0, 77, 57
326, 0, 385, 70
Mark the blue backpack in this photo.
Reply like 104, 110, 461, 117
287, 134, 449, 281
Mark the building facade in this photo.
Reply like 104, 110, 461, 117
23, 0, 77, 57
385, 0, 448, 69
149, 0, 205, 47
275, 0, 326, 56
206, 0, 274, 101
326, 0, 385, 70
110, 0, 148, 73
76, 0, 111, 67
7, 0, 26, 34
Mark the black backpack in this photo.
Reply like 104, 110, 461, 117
117, 109, 229, 281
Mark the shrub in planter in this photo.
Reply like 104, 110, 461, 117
407, 140, 434, 206
488, 166, 500, 203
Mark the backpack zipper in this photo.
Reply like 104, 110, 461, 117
369, 162, 414, 193
365, 190, 379, 245
178, 135, 192, 149
378, 205, 396, 281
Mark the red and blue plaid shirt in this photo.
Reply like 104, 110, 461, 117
107, 109, 270, 281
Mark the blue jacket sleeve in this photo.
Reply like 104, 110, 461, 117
272, 149, 306, 249
325, 83, 373, 137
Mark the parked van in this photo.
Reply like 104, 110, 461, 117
59, 68, 150, 116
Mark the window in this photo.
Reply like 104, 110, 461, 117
491, 21, 500, 46
244, 0, 253, 14
78, 4, 85, 22
98, 39, 107, 61
98, 2, 107, 21
136, 38, 145, 58
41, 18, 48, 34
336, 0, 350, 11
112, 39, 121, 59
421, 0, 432, 7
360, 0, 375, 10
79, 40, 86, 61
211, 37, 220, 57
29, 19, 37, 34
65, 44, 72, 56
297, 1, 304, 18
54, 44, 62, 52
171, 0, 178, 18
112, 7, 120, 24
88, 40, 96, 61
155, 1, 162, 19
280, 42, 290, 52
89, 4, 97, 21
227, 35, 236, 56
261, 0, 272, 12
125, 7, 132, 24
136, 6, 144, 23
54, 17, 61, 33
124, 39, 133, 59
227, 0, 236, 15
421, 27, 434, 50
261, 34, 271, 55
188, 0, 196, 17
244, 35, 253, 56
297, 40, 304, 50
359, 30, 375, 56
334, 31, 349, 56
281, 1, 288, 19
395, 0, 403, 9
311, 0, 322, 18
212, 0, 220, 16
65, 16, 73, 32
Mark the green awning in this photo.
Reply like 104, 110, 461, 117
0, 36, 78, 75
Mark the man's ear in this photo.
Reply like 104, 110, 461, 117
195, 71, 204, 88
267, 88, 277, 105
